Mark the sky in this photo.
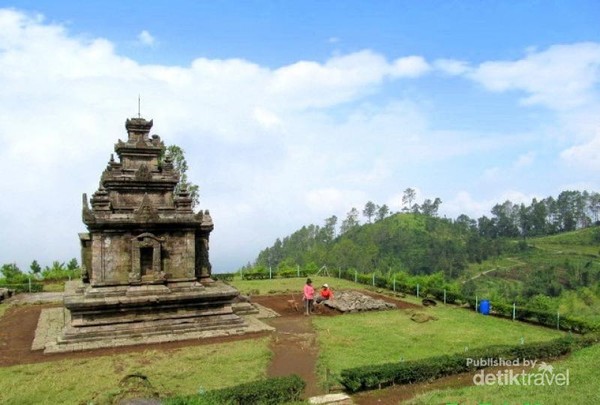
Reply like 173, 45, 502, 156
0, 1, 599, 273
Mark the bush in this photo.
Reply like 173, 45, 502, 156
340, 336, 590, 393
212, 273, 235, 282
335, 270, 600, 333
277, 269, 307, 278
490, 302, 599, 333
164, 375, 305, 405
0, 280, 43, 293
241, 269, 269, 280
426, 288, 461, 304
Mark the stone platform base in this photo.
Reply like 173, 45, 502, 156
35, 306, 274, 353
37, 280, 274, 353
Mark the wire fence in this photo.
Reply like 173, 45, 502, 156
218, 266, 597, 333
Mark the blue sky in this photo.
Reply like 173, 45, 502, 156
1, 1, 599, 272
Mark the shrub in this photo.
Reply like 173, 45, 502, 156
0, 280, 43, 293
41, 261, 81, 282
339, 336, 591, 393
277, 269, 307, 278
164, 375, 305, 405
241, 267, 269, 280
212, 273, 235, 282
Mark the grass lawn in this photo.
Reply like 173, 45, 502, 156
0, 303, 8, 319
313, 304, 564, 378
408, 343, 600, 405
229, 275, 362, 296
0, 277, 578, 403
42, 282, 65, 292
0, 337, 271, 405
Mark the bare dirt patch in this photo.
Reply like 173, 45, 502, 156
252, 294, 339, 317
252, 290, 420, 317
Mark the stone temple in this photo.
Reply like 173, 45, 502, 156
54, 117, 247, 350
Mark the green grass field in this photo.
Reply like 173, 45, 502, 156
0, 338, 271, 405
0, 276, 585, 404
408, 342, 600, 405
0, 303, 8, 319
313, 304, 564, 378
229, 275, 363, 296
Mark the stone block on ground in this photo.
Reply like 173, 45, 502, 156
324, 291, 395, 313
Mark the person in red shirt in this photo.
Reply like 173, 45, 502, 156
316, 283, 334, 304
303, 278, 315, 315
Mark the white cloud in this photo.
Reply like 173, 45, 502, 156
0, 9, 598, 273
468, 42, 600, 111
253, 107, 282, 129
513, 151, 536, 169
0, 9, 440, 271
434, 58, 471, 76
443, 191, 491, 218
267, 50, 431, 110
137, 30, 155, 46
390, 56, 430, 77
464, 43, 600, 176
561, 132, 600, 170
305, 188, 367, 216
443, 190, 539, 219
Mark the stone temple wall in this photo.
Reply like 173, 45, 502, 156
49, 117, 249, 353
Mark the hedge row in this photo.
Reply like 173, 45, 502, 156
164, 374, 305, 405
340, 335, 598, 393
335, 269, 600, 334
477, 301, 598, 334
239, 270, 308, 280
0, 282, 43, 293
228, 266, 599, 333
212, 273, 235, 282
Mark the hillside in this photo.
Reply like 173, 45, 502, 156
244, 204, 600, 321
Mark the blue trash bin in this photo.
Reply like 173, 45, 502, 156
480, 300, 490, 315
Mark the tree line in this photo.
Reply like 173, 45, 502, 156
1, 258, 81, 286
243, 189, 600, 279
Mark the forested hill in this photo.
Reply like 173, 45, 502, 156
242, 190, 600, 317
248, 212, 511, 278
243, 189, 600, 284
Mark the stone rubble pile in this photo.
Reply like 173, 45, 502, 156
324, 291, 396, 313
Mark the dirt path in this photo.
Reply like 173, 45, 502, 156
266, 316, 321, 397
252, 294, 342, 398
253, 292, 419, 399
463, 257, 526, 284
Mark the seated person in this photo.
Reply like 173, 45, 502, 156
315, 283, 334, 304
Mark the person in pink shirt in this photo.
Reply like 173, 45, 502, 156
303, 278, 315, 315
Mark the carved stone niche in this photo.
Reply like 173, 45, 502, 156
130, 233, 165, 284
